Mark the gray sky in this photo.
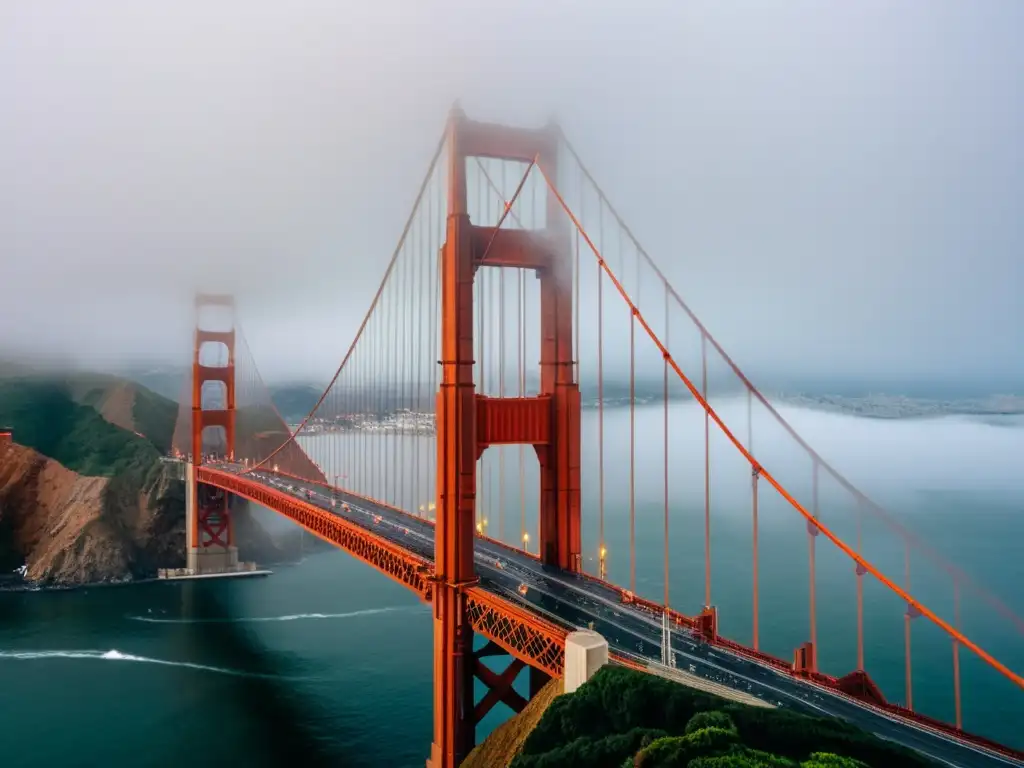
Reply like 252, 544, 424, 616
1, 0, 1021, 389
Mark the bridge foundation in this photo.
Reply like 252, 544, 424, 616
564, 629, 609, 694
185, 546, 240, 572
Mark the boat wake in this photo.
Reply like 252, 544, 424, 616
0, 648, 307, 679
126, 605, 417, 625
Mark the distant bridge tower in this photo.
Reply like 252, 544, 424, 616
186, 292, 239, 573
430, 107, 581, 767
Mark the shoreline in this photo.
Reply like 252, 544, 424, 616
0, 576, 157, 594
0, 558, 305, 594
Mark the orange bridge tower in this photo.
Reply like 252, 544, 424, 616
429, 107, 582, 767
186, 292, 240, 573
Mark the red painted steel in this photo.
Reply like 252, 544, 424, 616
191, 296, 236, 550
472, 656, 527, 723
476, 395, 552, 450
199, 468, 434, 599
465, 587, 566, 679
429, 107, 583, 768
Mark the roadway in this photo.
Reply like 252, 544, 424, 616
213, 463, 1021, 768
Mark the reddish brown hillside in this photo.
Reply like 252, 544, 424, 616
0, 442, 124, 583
0, 439, 309, 585
65, 374, 139, 434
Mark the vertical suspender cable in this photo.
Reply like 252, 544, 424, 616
663, 281, 670, 612
629, 303, 636, 594
810, 460, 819, 671
702, 332, 711, 607
905, 542, 914, 710
597, 203, 605, 577
749, 388, 759, 650
953, 577, 963, 730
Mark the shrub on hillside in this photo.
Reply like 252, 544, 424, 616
800, 755, 868, 768
513, 728, 670, 768
512, 666, 936, 768
685, 711, 738, 736
687, 752, 798, 767
634, 724, 741, 767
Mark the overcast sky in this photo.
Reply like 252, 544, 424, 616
1, 1, 1021, 389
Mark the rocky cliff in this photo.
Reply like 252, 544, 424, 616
0, 442, 173, 584
0, 372, 309, 587
0, 441, 308, 586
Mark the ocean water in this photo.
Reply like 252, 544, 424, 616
0, 554, 434, 767
1, 403, 1022, 766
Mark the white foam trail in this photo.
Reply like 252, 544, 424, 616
0, 648, 305, 679
127, 605, 415, 625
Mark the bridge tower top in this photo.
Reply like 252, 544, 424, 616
194, 292, 235, 309
444, 105, 560, 217
191, 291, 237, 464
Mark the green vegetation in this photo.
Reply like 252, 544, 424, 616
511, 666, 935, 768
0, 375, 186, 557
130, 383, 179, 454
0, 378, 163, 479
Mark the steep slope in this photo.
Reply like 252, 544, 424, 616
66, 374, 136, 433
463, 678, 564, 768
0, 374, 303, 585
0, 441, 181, 584
0, 377, 162, 478
0, 443, 110, 580
63, 372, 179, 453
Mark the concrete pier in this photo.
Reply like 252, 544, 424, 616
185, 545, 240, 572
564, 629, 609, 693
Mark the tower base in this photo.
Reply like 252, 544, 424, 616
186, 545, 240, 574
564, 629, 609, 694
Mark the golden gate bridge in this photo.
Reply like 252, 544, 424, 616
169, 107, 1023, 768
